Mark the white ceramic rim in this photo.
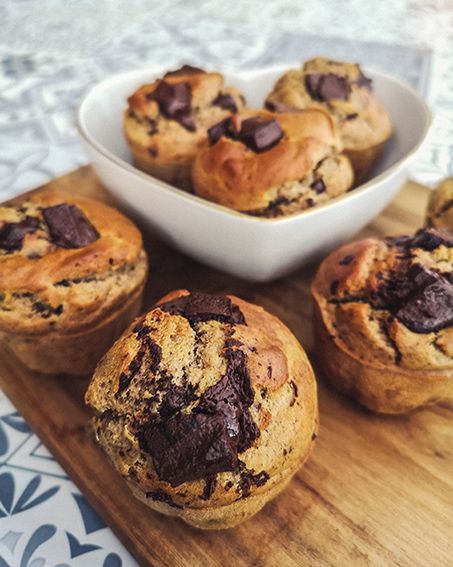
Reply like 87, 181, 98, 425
77, 65, 432, 226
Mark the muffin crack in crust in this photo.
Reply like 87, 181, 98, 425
86, 289, 318, 528
312, 227, 453, 414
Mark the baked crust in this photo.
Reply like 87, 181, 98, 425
124, 66, 245, 189
85, 289, 318, 529
0, 190, 148, 374
311, 233, 453, 414
426, 178, 453, 229
265, 57, 392, 182
192, 108, 353, 215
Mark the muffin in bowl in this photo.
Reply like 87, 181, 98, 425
85, 290, 318, 529
0, 190, 148, 375
426, 178, 453, 229
124, 65, 245, 190
311, 228, 453, 414
265, 57, 392, 183
192, 109, 354, 217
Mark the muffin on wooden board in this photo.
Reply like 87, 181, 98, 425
85, 290, 318, 529
124, 64, 245, 190
311, 228, 453, 414
265, 57, 392, 183
426, 178, 453, 229
0, 190, 147, 375
192, 108, 353, 217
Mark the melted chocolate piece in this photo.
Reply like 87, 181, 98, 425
376, 264, 453, 333
310, 178, 326, 194
164, 65, 205, 77
207, 117, 232, 145
339, 254, 354, 266
159, 383, 196, 418
0, 216, 40, 251
115, 337, 161, 397
305, 73, 350, 102
147, 80, 195, 132
138, 347, 258, 487
42, 204, 99, 249
202, 475, 217, 500
145, 489, 182, 508
159, 292, 246, 325
386, 228, 453, 252
356, 66, 373, 90
237, 116, 283, 153
212, 93, 238, 113
237, 466, 269, 498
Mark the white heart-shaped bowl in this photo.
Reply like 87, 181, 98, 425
77, 65, 431, 282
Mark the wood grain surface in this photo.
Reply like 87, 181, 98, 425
0, 167, 452, 567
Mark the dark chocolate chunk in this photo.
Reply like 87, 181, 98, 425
345, 113, 358, 120
42, 204, 99, 249
356, 66, 373, 90
0, 216, 40, 251
237, 116, 283, 153
207, 117, 232, 145
339, 254, 354, 266
164, 65, 205, 78
264, 100, 296, 113
376, 263, 453, 333
201, 475, 217, 500
115, 338, 161, 397
310, 178, 326, 194
145, 490, 182, 509
237, 467, 269, 498
305, 73, 350, 102
159, 383, 196, 418
386, 228, 453, 252
212, 93, 238, 113
159, 292, 246, 325
147, 80, 195, 132
138, 346, 258, 487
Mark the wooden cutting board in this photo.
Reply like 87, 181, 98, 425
0, 166, 452, 567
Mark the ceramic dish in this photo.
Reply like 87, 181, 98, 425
77, 65, 431, 282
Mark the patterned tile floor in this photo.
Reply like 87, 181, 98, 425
0, 1, 451, 565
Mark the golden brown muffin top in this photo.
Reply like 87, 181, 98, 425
0, 190, 146, 334
312, 228, 453, 372
125, 65, 245, 166
192, 108, 352, 212
265, 57, 392, 151
426, 178, 453, 229
86, 289, 317, 508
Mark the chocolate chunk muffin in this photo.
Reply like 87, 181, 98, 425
192, 109, 354, 217
426, 178, 453, 229
311, 228, 453, 414
265, 57, 392, 183
124, 65, 245, 190
0, 190, 147, 375
85, 290, 318, 529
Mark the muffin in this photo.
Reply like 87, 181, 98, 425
0, 190, 148, 375
124, 64, 245, 190
311, 228, 453, 414
426, 178, 453, 229
192, 109, 354, 217
265, 57, 392, 182
85, 289, 318, 529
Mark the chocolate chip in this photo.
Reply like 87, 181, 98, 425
212, 93, 238, 113
306, 198, 315, 208
345, 113, 358, 120
159, 292, 246, 325
207, 117, 232, 145
42, 204, 99, 249
330, 279, 339, 295
148, 147, 158, 157
147, 81, 195, 132
356, 66, 372, 90
339, 254, 354, 266
305, 73, 350, 102
237, 467, 269, 497
0, 216, 40, 251
164, 65, 205, 78
310, 178, 326, 194
238, 116, 284, 153
146, 117, 158, 135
